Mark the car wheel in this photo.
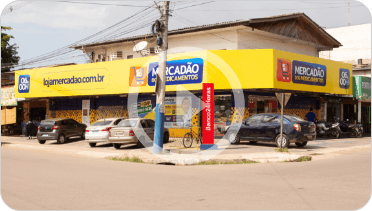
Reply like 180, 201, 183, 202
89, 143, 96, 147
113, 143, 121, 149
228, 131, 240, 144
249, 141, 257, 144
163, 132, 169, 144
81, 130, 86, 140
295, 142, 307, 147
38, 139, 46, 144
137, 136, 145, 148
275, 134, 289, 148
57, 134, 65, 144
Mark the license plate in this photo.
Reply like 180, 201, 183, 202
307, 136, 313, 139
42, 134, 49, 137
116, 132, 124, 136
92, 130, 99, 133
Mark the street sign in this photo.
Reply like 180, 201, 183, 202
275, 93, 292, 106
275, 92, 291, 148
202, 83, 215, 146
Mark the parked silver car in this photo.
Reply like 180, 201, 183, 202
85, 117, 125, 147
108, 118, 169, 149
37, 118, 87, 144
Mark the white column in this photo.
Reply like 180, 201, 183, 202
358, 101, 362, 123
324, 102, 327, 122
341, 103, 344, 121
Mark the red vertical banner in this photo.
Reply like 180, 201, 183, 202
202, 83, 214, 145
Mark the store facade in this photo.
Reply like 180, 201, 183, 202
353, 76, 371, 134
14, 49, 353, 137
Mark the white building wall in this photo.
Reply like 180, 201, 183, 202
319, 23, 371, 62
237, 29, 319, 57
167, 28, 238, 53
87, 25, 322, 61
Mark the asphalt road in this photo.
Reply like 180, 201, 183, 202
3, 135, 371, 155
1, 146, 371, 210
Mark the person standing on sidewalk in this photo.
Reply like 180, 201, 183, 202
26, 120, 35, 139
306, 108, 316, 123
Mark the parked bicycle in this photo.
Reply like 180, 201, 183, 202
182, 127, 202, 148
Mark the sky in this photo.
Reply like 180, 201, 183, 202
1, 0, 371, 70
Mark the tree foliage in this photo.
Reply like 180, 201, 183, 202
1, 26, 20, 72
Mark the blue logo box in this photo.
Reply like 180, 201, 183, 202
18, 75, 30, 93
147, 58, 204, 86
339, 68, 350, 89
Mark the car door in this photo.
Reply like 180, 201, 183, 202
146, 120, 155, 141
139, 120, 150, 141
61, 119, 73, 138
73, 119, 84, 136
260, 115, 281, 141
240, 115, 263, 140
68, 119, 79, 137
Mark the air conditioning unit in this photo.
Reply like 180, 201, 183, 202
141, 49, 150, 55
155, 46, 160, 54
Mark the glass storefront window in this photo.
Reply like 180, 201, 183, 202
249, 95, 278, 115
214, 95, 232, 137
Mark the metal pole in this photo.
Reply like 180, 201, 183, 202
348, 1, 350, 26
153, 1, 169, 154
280, 94, 284, 148
358, 100, 361, 123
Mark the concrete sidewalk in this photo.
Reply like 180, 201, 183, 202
1, 136, 371, 165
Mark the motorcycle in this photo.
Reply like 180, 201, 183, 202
314, 118, 339, 138
329, 118, 363, 139
339, 119, 363, 138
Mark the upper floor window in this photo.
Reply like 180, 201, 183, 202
110, 51, 123, 60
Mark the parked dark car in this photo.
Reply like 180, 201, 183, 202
224, 113, 316, 147
37, 118, 87, 144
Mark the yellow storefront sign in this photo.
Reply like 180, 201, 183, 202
15, 49, 352, 98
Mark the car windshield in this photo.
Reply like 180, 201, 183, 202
285, 115, 305, 122
90, 120, 113, 126
117, 120, 137, 127
40, 121, 55, 126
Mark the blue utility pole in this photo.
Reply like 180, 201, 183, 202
153, 1, 169, 154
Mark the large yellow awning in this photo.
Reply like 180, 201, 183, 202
15, 49, 352, 98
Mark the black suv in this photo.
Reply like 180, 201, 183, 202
37, 118, 87, 144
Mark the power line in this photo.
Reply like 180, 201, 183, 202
88, 9, 159, 43
2, 1, 32, 15
177, 5, 364, 12
18, 2, 158, 67
19, 3, 157, 64
175, 1, 215, 10
55, 1, 151, 7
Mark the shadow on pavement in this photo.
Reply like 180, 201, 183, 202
115, 144, 140, 150
50, 137, 85, 145
235, 141, 326, 150
94, 143, 113, 148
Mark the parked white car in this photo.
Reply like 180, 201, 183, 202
108, 118, 169, 149
85, 117, 125, 147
